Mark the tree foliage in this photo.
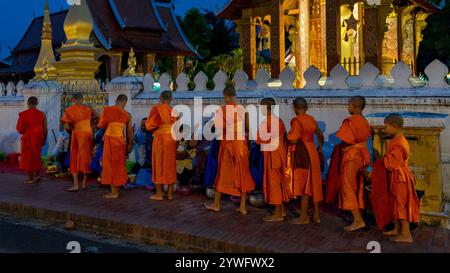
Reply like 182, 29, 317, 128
179, 8, 239, 61
417, 0, 450, 72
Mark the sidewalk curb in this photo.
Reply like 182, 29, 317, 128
0, 201, 273, 253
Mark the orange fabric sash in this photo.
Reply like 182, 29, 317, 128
74, 119, 92, 132
154, 124, 173, 135
285, 151, 294, 195
105, 122, 125, 137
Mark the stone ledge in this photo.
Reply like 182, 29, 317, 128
0, 201, 271, 253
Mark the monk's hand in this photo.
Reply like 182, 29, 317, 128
288, 144, 296, 153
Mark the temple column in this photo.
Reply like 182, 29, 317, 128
295, 0, 309, 86
310, 0, 322, 70
235, 12, 257, 79
172, 55, 185, 80
320, 0, 327, 73
270, 0, 285, 79
363, 5, 380, 68
415, 11, 429, 74
110, 52, 122, 79
395, 5, 404, 64
325, 0, 341, 75
401, 6, 416, 74
143, 52, 156, 76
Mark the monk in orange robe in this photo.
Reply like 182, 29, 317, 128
287, 98, 324, 224
16, 96, 48, 183
61, 93, 96, 192
376, 114, 419, 243
146, 91, 178, 201
256, 98, 292, 221
98, 94, 133, 198
205, 86, 255, 215
326, 96, 371, 231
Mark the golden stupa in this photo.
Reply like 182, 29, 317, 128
54, 0, 100, 82
34, 0, 57, 80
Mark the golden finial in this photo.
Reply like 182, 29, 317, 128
123, 48, 137, 77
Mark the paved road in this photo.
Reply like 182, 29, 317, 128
0, 214, 180, 253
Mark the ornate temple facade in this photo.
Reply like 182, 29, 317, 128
219, 0, 438, 84
0, 0, 197, 83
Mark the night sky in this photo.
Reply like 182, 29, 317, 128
0, 0, 228, 59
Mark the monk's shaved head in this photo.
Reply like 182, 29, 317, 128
260, 97, 276, 112
223, 85, 237, 98
72, 92, 83, 102
160, 91, 173, 103
27, 96, 38, 106
293, 97, 308, 110
384, 114, 404, 128
349, 96, 366, 110
116, 94, 128, 103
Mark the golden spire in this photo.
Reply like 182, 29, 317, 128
63, 0, 95, 46
34, 0, 57, 80
54, 0, 100, 82
123, 48, 137, 77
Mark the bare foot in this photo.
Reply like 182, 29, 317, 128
66, 187, 79, 192
149, 195, 164, 201
383, 229, 398, 236
103, 193, 119, 199
167, 192, 173, 200
235, 208, 248, 215
204, 203, 220, 212
390, 234, 413, 243
344, 222, 366, 232
24, 180, 35, 184
312, 215, 321, 224
290, 217, 311, 225
263, 215, 284, 222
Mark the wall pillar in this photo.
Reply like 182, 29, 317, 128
143, 53, 156, 76
270, 0, 285, 79
172, 55, 185, 79
236, 12, 257, 79
110, 52, 123, 79
325, 0, 340, 75
363, 6, 380, 68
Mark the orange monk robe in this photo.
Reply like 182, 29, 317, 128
16, 108, 46, 173
99, 106, 131, 186
370, 159, 392, 230
384, 135, 420, 223
257, 115, 291, 205
146, 103, 178, 185
332, 114, 371, 211
61, 104, 94, 174
287, 114, 323, 203
214, 103, 255, 196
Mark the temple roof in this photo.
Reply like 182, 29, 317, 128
108, 0, 166, 31
0, 0, 197, 76
218, 0, 266, 20
411, 0, 440, 12
218, 0, 439, 19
